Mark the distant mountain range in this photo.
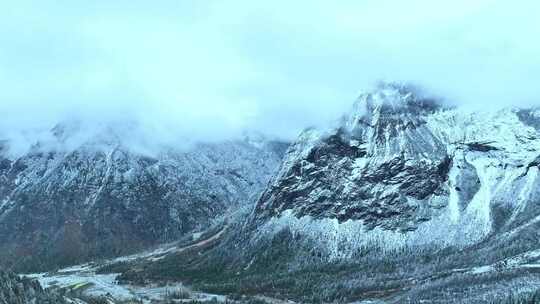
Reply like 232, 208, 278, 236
0, 124, 288, 271
3, 83, 540, 303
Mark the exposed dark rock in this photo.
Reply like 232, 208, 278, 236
254, 85, 451, 231
516, 108, 540, 131
465, 141, 500, 152
453, 157, 480, 210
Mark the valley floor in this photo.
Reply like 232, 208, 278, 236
16, 216, 540, 304
22, 239, 540, 304
22, 228, 231, 304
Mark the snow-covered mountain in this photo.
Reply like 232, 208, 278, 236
113, 83, 540, 303
0, 123, 288, 271
250, 83, 540, 256
5, 84, 540, 303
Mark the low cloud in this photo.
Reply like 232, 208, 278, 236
0, 0, 539, 155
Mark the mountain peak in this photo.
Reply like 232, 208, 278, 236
353, 82, 442, 118
342, 83, 443, 143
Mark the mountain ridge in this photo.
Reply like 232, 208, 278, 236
0, 123, 288, 271
251, 85, 540, 244
110, 84, 540, 303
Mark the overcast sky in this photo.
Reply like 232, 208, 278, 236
0, 0, 539, 153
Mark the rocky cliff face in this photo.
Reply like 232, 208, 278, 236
254, 86, 451, 231
251, 83, 540, 256
0, 125, 287, 271
0, 270, 66, 304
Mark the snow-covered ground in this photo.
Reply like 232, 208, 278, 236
26, 269, 225, 303
468, 248, 540, 275
23, 227, 230, 303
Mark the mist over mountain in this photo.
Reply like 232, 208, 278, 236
2, 1, 540, 303
1, 1, 539, 157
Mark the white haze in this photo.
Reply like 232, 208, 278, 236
0, 0, 539, 156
